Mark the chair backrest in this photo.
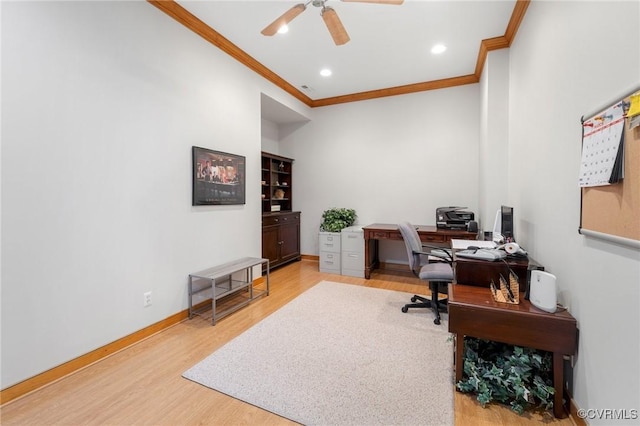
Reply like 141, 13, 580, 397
398, 221, 423, 275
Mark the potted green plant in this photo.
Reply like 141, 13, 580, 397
456, 338, 555, 415
319, 208, 357, 232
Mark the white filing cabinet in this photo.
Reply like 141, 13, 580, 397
341, 226, 364, 278
319, 232, 341, 273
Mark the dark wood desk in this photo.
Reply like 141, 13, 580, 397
362, 223, 476, 279
454, 253, 543, 292
448, 284, 577, 418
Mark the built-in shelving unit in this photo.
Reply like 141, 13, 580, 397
261, 152, 293, 214
261, 152, 301, 270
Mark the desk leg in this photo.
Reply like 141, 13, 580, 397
364, 238, 379, 279
188, 276, 194, 319
455, 334, 464, 384
211, 278, 217, 326
553, 352, 565, 418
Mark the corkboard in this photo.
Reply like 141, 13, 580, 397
580, 94, 640, 243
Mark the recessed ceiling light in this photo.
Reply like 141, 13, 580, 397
431, 44, 447, 54
320, 68, 332, 77
277, 25, 289, 34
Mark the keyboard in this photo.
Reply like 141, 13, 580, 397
456, 249, 507, 261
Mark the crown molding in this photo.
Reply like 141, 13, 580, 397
147, 0, 313, 106
148, 0, 530, 107
311, 74, 479, 107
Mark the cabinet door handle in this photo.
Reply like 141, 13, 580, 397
274, 218, 279, 222
279, 241, 284, 245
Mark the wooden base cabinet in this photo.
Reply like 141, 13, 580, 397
262, 212, 301, 270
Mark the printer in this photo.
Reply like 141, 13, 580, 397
436, 206, 475, 229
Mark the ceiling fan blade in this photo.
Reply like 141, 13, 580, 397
340, 0, 404, 4
321, 7, 350, 46
261, 3, 306, 36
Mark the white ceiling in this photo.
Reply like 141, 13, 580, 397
176, 0, 518, 101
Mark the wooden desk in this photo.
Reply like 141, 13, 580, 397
454, 253, 543, 291
362, 223, 476, 279
448, 284, 577, 418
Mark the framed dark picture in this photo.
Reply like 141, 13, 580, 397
192, 146, 246, 206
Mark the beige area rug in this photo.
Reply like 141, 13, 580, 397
183, 281, 454, 425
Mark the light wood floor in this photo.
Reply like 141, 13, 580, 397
1, 259, 575, 425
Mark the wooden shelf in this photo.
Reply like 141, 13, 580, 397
261, 152, 300, 270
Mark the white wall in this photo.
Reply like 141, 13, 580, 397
3, 1, 639, 417
280, 85, 480, 260
261, 119, 280, 154
0, 1, 310, 388
479, 49, 510, 233
507, 1, 640, 422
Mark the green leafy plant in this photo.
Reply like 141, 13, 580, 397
319, 208, 357, 232
456, 338, 555, 415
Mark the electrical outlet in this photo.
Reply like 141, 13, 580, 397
144, 291, 152, 307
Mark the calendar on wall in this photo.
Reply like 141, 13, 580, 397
578, 101, 626, 187
579, 87, 640, 247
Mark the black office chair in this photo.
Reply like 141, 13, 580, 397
398, 221, 454, 325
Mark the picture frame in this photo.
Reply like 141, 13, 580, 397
192, 146, 246, 206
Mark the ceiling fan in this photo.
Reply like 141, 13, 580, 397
261, 0, 404, 46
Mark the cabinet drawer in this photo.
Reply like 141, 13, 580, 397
279, 212, 300, 223
371, 231, 389, 239
263, 212, 300, 227
263, 215, 281, 226
420, 233, 445, 243
342, 251, 363, 270
319, 233, 341, 253
341, 233, 363, 252
319, 251, 341, 272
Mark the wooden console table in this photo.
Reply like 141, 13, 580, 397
362, 223, 476, 279
188, 257, 269, 325
448, 284, 577, 418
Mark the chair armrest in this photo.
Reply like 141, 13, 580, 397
413, 248, 453, 264
422, 245, 453, 261
421, 243, 450, 252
